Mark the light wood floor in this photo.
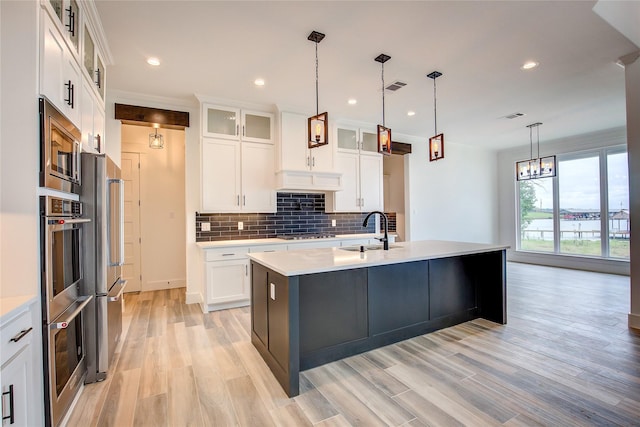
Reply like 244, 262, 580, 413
66, 262, 640, 426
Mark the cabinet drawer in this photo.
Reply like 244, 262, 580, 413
1, 310, 33, 366
204, 247, 249, 261
249, 244, 288, 253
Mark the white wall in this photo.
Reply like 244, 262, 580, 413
121, 125, 186, 291
105, 90, 201, 302
497, 126, 630, 275
0, 1, 40, 299
400, 133, 499, 244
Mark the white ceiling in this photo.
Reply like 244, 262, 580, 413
95, 0, 637, 150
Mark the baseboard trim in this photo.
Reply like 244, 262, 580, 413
144, 279, 186, 292
185, 291, 202, 305
628, 312, 640, 330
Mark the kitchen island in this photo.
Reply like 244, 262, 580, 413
248, 240, 508, 397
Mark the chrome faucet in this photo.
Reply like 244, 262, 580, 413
363, 211, 389, 250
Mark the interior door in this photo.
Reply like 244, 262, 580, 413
121, 152, 141, 292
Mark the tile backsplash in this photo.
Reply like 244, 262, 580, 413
196, 192, 377, 242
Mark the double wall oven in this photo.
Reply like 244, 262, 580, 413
40, 196, 92, 427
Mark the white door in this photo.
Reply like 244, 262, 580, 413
241, 142, 276, 212
121, 152, 142, 292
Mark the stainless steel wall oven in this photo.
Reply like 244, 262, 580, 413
40, 195, 92, 427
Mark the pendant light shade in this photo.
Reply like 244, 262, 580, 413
308, 31, 328, 149
149, 127, 164, 149
427, 71, 444, 161
375, 54, 392, 155
516, 122, 556, 180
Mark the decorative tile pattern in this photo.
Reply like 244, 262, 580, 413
196, 192, 375, 242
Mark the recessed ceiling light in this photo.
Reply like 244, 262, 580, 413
407, 111, 416, 116
254, 78, 265, 86
348, 98, 357, 105
147, 57, 160, 66
521, 61, 539, 70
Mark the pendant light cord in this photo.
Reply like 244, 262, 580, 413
381, 62, 386, 127
315, 41, 319, 116
433, 77, 437, 136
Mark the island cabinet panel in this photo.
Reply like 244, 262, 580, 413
476, 250, 507, 324
428, 256, 478, 320
298, 269, 368, 356
251, 263, 269, 347
368, 261, 430, 336
267, 271, 291, 371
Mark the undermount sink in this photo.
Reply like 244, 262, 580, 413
340, 245, 400, 252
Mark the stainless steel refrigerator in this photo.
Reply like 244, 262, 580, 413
77, 153, 127, 383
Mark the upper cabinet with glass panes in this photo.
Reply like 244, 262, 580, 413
336, 125, 379, 154
82, 23, 106, 100
44, 0, 80, 56
202, 104, 273, 143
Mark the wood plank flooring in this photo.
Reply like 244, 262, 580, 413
66, 262, 640, 426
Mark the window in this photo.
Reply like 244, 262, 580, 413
517, 146, 629, 260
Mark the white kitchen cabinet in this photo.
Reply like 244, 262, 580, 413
80, 80, 105, 153
205, 259, 250, 306
41, 12, 82, 127
279, 111, 333, 172
43, 0, 80, 57
1, 305, 36, 427
82, 22, 106, 101
202, 104, 273, 143
201, 138, 275, 213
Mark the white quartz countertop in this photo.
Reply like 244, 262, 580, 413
247, 240, 509, 276
196, 233, 391, 249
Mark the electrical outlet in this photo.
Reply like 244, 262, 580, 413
331, 219, 336, 227
201, 222, 210, 231
238, 221, 244, 230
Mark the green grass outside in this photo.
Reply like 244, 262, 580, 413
520, 238, 630, 258
523, 211, 553, 220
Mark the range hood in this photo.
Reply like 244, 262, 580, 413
276, 170, 343, 192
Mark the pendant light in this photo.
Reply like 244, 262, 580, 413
307, 31, 328, 149
427, 71, 444, 161
149, 125, 164, 149
516, 122, 556, 180
375, 54, 392, 155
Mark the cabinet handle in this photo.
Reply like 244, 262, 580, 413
95, 134, 101, 152
245, 265, 248, 276
306, 156, 310, 167
95, 68, 101, 89
236, 124, 239, 136
2, 384, 15, 424
9, 327, 32, 343
65, 6, 75, 37
237, 195, 240, 206
243, 125, 245, 137
243, 195, 246, 206
64, 80, 75, 108
221, 253, 235, 256
312, 157, 315, 167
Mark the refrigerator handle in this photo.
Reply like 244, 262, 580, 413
118, 179, 125, 266
107, 178, 125, 267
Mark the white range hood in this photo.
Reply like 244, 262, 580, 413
275, 170, 342, 192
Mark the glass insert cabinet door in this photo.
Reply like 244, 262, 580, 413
337, 127, 379, 153
202, 105, 273, 142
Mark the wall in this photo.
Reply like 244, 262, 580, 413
121, 125, 186, 291
497, 126, 630, 275
196, 192, 375, 241
0, 1, 40, 299
400, 132, 499, 244
624, 56, 640, 328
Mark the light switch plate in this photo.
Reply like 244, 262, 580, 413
201, 222, 210, 231
270, 283, 276, 300
331, 219, 336, 227
238, 221, 243, 230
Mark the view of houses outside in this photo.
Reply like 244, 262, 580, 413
519, 150, 629, 259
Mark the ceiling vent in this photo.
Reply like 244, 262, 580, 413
504, 112, 526, 119
385, 81, 407, 91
